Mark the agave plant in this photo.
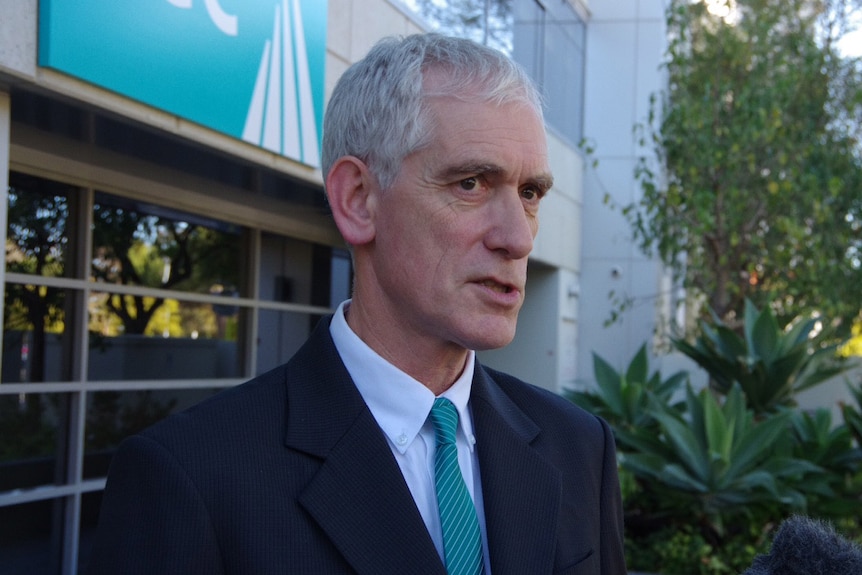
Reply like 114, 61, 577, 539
621, 383, 819, 537
566, 344, 687, 452
789, 407, 862, 517
672, 299, 851, 414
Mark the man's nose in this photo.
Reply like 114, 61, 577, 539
484, 189, 536, 259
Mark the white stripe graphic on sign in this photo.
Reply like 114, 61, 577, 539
242, 0, 319, 166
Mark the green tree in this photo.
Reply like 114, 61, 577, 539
628, 0, 862, 333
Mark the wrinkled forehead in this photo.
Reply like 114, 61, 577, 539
420, 65, 543, 117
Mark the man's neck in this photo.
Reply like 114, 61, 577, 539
344, 301, 469, 395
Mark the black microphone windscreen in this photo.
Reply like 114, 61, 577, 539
743, 515, 862, 575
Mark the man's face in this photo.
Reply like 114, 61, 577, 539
368, 88, 553, 354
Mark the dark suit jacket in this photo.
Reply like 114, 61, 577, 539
87, 317, 626, 574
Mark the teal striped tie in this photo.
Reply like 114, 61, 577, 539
430, 398, 484, 575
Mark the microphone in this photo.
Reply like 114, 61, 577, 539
742, 515, 862, 575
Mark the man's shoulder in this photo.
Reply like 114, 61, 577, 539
138, 363, 290, 447
138, 319, 337, 444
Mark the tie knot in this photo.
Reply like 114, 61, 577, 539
430, 397, 459, 446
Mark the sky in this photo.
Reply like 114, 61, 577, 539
838, 21, 862, 57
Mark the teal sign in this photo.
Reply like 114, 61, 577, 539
39, 0, 327, 167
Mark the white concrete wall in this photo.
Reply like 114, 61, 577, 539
576, 0, 669, 386
797, 365, 862, 422
326, 0, 426, 102
0, 0, 37, 80
533, 133, 585, 272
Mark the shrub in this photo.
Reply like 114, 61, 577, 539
622, 384, 817, 540
788, 408, 862, 518
573, 304, 862, 573
566, 343, 686, 452
672, 300, 851, 414
626, 523, 766, 575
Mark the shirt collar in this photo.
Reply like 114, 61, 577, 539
329, 300, 477, 454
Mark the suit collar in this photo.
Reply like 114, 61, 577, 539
471, 367, 563, 575
282, 317, 367, 458
285, 318, 446, 575
283, 319, 561, 574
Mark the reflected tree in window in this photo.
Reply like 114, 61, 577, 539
5, 173, 73, 382
91, 195, 241, 336
0, 395, 53, 461
86, 390, 177, 453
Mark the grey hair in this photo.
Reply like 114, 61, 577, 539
321, 33, 544, 192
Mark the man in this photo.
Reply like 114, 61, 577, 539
87, 33, 626, 574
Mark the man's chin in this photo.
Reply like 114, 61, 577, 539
461, 324, 518, 351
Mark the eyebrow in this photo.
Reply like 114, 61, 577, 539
531, 173, 555, 195
440, 163, 555, 193
440, 162, 502, 181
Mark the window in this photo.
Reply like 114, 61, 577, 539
404, 0, 587, 145
512, 0, 586, 145
1, 164, 350, 573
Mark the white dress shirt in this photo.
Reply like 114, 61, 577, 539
329, 300, 491, 572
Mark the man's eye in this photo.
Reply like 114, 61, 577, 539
459, 177, 478, 191
521, 187, 541, 201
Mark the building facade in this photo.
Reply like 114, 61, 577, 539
577, 0, 671, 381
0, 1, 641, 573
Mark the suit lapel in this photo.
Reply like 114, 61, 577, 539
282, 320, 561, 574
471, 366, 562, 575
284, 319, 445, 575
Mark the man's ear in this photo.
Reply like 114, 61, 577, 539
325, 156, 378, 246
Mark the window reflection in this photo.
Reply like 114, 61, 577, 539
407, 0, 514, 54
513, 0, 586, 144
86, 194, 245, 380
259, 234, 351, 307
0, 498, 64, 574
2, 115, 354, 571
407, 0, 587, 145
256, 310, 316, 375
6, 172, 73, 278
87, 292, 242, 380
2, 286, 71, 383
87, 293, 238, 340
79, 491, 104, 573
91, 191, 242, 297
83, 388, 221, 478
4, 173, 75, 384
0, 394, 69, 492
255, 237, 351, 375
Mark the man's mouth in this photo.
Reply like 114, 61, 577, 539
478, 279, 514, 294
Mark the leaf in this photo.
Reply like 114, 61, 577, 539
592, 353, 624, 414
625, 344, 649, 386
748, 302, 780, 365
662, 463, 710, 492
725, 410, 793, 479
703, 390, 731, 463
675, 300, 856, 414
652, 405, 710, 481
621, 452, 668, 479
